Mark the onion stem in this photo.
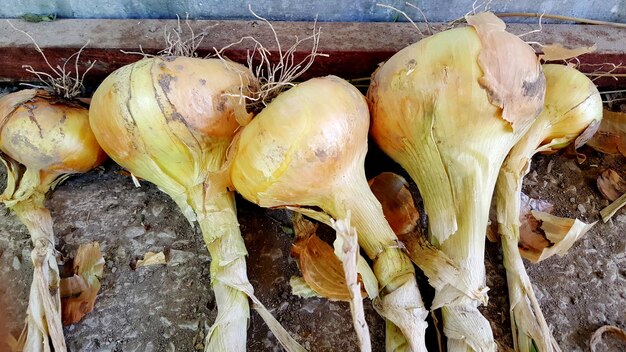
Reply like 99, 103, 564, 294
600, 192, 626, 222
11, 191, 66, 352
497, 127, 561, 352
329, 180, 428, 351
187, 185, 250, 351
496, 63, 602, 352
332, 214, 372, 352
187, 164, 304, 352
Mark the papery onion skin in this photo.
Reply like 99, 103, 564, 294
231, 76, 369, 209
1, 90, 106, 177
90, 57, 252, 196
537, 64, 603, 151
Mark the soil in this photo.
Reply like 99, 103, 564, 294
0, 86, 624, 351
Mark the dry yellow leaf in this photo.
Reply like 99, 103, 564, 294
136, 251, 167, 268
60, 242, 105, 325
291, 215, 366, 302
587, 109, 626, 157
597, 169, 626, 202
540, 43, 597, 61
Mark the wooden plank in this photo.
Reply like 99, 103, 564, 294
1, 19, 625, 87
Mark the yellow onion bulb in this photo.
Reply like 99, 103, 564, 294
231, 75, 369, 210
368, 14, 544, 244
368, 12, 545, 352
537, 64, 603, 152
0, 89, 106, 177
89, 56, 253, 199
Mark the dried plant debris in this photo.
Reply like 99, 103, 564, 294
135, 251, 167, 268
600, 193, 626, 223
60, 242, 105, 325
517, 193, 596, 262
587, 109, 626, 157
520, 210, 595, 263
367, 172, 419, 235
284, 214, 375, 352
291, 214, 367, 302
597, 169, 626, 202
519, 193, 554, 243
485, 220, 500, 243
540, 43, 597, 61
331, 214, 372, 352
289, 276, 320, 299
596, 166, 626, 223
590, 325, 626, 352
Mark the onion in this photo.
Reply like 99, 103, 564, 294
368, 12, 545, 351
496, 64, 602, 352
89, 56, 303, 352
0, 89, 106, 352
230, 75, 429, 351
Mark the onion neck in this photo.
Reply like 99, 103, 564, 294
496, 121, 556, 352
324, 171, 428, 352
11, 192, 53, 246
496, 119, 549, 237
441, 171, 494, 288
501, 227, 554, 352
401, 142, 507, 288
326, 171, 415, 290
191, 185, 249, 267
186, 180, 250, 352
399, 144, 501, 352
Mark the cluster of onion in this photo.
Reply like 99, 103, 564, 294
1, 11, 606, 352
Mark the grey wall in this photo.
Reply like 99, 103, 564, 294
1, 0, 625, 22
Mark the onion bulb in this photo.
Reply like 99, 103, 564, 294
368, 12, 545, 351
0, 89, 106, 352
230, 75, 429, 351
89, 56, 303, 352
496, 64, 602, 352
